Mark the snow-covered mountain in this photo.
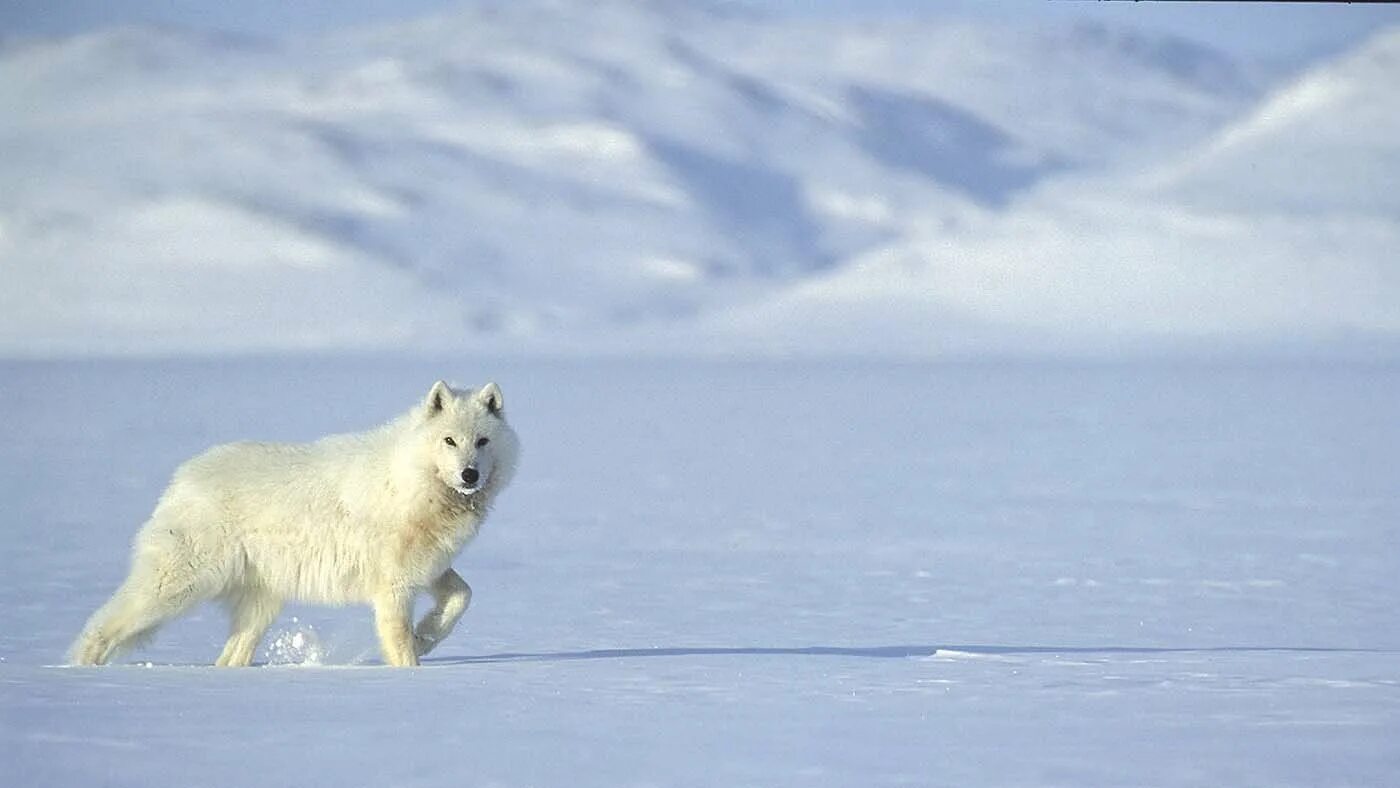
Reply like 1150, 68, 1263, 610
1147, 27, 1400, 216
0, 1, 1394, 357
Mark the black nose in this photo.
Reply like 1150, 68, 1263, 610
461, 467, 480, 486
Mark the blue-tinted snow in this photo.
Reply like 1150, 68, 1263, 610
1, 358, 1396, 786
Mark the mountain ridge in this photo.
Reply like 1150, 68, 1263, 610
1, 5, 1393, 358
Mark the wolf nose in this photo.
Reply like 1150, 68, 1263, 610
461, 467, 480, 487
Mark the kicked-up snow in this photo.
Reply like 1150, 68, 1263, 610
1, 358, 1397, 786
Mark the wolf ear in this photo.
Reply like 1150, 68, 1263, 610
424, 380, 453, 416
476, 382, 503, 415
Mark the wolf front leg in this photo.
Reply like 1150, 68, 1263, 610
372, 589, 419, 667
414, 568, 472, 657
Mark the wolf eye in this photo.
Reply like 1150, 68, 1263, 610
443, 437, 457, 447
475, 437, 490, 448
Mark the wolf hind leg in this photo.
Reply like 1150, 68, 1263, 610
68, 536, 220, 666
69, 582, 141, 666
216, 589, 282, 667
68, 570, 209, 665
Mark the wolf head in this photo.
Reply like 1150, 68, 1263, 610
416, 380, 519, 499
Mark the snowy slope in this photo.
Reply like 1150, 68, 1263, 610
697, 27, 1400, 357
697, 192, 1400, 357
1147, 27, 1400, 215
2, 358, 1398, 786
0, 1, 1306, 357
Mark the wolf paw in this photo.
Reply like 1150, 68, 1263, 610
413, 633, 440, 657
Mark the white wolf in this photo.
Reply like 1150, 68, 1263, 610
69, 380, 518, 667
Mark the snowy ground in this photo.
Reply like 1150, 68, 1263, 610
2, 358, 1398, 786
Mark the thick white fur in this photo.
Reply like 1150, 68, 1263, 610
68, 380, 518, 668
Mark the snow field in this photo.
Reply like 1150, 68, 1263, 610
1, 358, 1397, 786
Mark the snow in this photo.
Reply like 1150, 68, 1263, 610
2, 5, 1397, 777
1146, 28, 1400, 215
14, 4, 1397, 358
2, 358, 1398, 786
704, 198, 1400, 357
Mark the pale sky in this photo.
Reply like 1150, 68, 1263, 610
2, 1, 1398, 66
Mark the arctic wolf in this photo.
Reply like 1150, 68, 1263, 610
69, 380, 518, 667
